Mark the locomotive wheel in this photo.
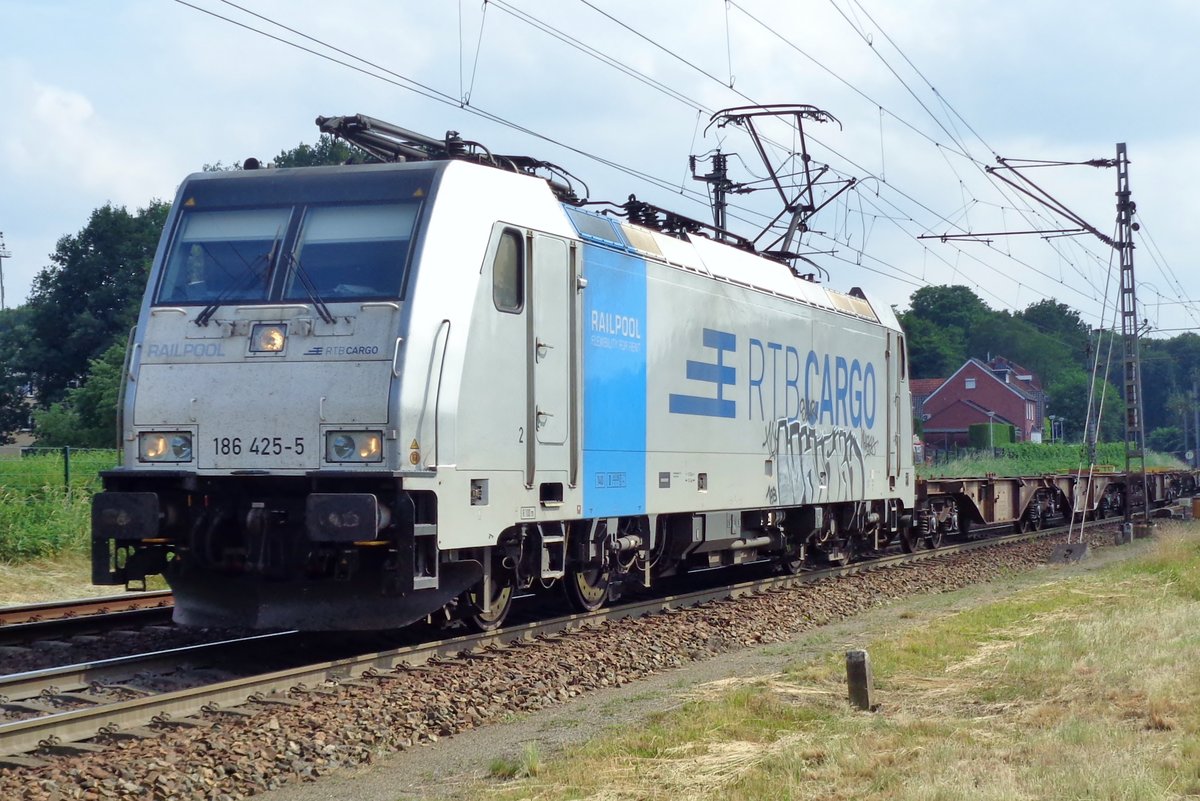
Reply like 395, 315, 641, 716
899, 523, 920, 553
779, 533, 806, 574
564, 565, 610, 613
464, 575, 515, 632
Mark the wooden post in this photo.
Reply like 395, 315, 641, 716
846, 649, 875, 711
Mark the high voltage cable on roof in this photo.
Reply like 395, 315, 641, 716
179, 0, 1163, 339
561, 0, 1115, 315
205, 0, 1094, 315
191, 0, 722, 209
817, 0, 1123, 297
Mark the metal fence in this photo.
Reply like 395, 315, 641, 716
1, 448, 119, 494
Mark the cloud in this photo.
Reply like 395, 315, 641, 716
1, 61, 176, 209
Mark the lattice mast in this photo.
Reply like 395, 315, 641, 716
1115, 143, 1150, 526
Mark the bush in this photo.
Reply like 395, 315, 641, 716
968, 422, 1014, 449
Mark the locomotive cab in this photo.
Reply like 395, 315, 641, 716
92, 162, 489, 629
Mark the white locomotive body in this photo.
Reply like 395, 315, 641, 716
93, 136, 914, 630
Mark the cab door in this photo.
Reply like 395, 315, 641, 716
526, 234, 575, 488
886, 331, 901, 482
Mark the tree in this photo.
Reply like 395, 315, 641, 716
905, 285, 991, 333
898, 286, 993, 378
1045, 368, 1122, 443
272, 134, 364, 168
0, 308, 35, 443
1147, 426, 1184, 455
32, 342, 126, 447
898, 315, 962, 378
21, 201, 169, 404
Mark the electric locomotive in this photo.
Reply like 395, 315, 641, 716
92, 114, 915, 630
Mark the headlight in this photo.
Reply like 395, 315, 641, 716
139, 432, 193, 462
249, 323, 287, 353
325, 431, 383, 463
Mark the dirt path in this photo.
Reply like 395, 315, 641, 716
255, 537, 1150, 801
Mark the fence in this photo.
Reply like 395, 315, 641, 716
2, 448, 119, 494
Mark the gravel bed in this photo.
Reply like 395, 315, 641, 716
0, 530, 1115, 800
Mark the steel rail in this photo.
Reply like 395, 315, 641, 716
0, 591, 173, 627
0, 607, 176, 649
0, 519, 1099, 759
0, 632, 297, 701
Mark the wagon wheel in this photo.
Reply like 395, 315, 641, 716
1095, 497, 1108, 520
564, 564, 610, 613
1030, 507, 1044, 531
464, 572, 515, 632
924, 520, 944, 549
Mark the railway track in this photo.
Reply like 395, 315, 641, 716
0, 518, 1120, 767
0, 592, 174, 649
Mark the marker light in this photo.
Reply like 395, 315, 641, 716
139, 432, 193, 462
326, 431, 383, 463
250, 323, 287, 353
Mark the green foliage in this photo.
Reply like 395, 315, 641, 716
0, 307, 36, 442
1147, 425, 1184, 454
0, 450, 116, 561
1043, 367, 1123, 442
22, 202, 168, 404
898, 285, 988, 378
272, 134, 365, 168
968, 422, 1013, 449
898, 315, 962, 378
921, 441, 1185, 478
32, 343, 126, 447
897, 286, 1166, 444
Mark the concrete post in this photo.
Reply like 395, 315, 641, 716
846, 649, 875, 711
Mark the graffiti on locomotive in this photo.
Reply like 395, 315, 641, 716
668, 326, 880, 505
751, 337, 879, 506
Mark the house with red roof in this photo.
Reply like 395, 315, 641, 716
918, 356, 1045, 450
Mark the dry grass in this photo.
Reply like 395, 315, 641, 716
481, 525, 1200, 801
0, 552, 116, 605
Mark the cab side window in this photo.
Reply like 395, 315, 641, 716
493, 229, 524, 312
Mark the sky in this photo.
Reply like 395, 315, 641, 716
2, 0, 1198, 337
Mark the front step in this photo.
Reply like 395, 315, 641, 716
539, 524, 565, 580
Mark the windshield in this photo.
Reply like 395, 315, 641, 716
155, 201, 422, 306
282, 203, 419, 301
157, 209, 290, 304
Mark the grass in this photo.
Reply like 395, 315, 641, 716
490, 743, 544, 780
479, 524, 1200, 800
0, 449, 117, 563
0, 552, 116, 604
920, 441, 1186, 478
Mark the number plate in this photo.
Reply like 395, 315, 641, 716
210, 436, 307, 457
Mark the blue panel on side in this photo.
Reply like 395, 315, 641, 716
582, 244, 646, 518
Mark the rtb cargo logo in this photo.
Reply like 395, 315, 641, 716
668, 327, 878, 428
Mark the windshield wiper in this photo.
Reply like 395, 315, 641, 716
194, 227, 283, 327
283, 252, 336, 325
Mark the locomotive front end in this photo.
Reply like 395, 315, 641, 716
91, 163, 469, 629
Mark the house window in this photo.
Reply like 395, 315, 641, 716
965, 378, 976, 390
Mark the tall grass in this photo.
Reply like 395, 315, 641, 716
0, 449, 117, 562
